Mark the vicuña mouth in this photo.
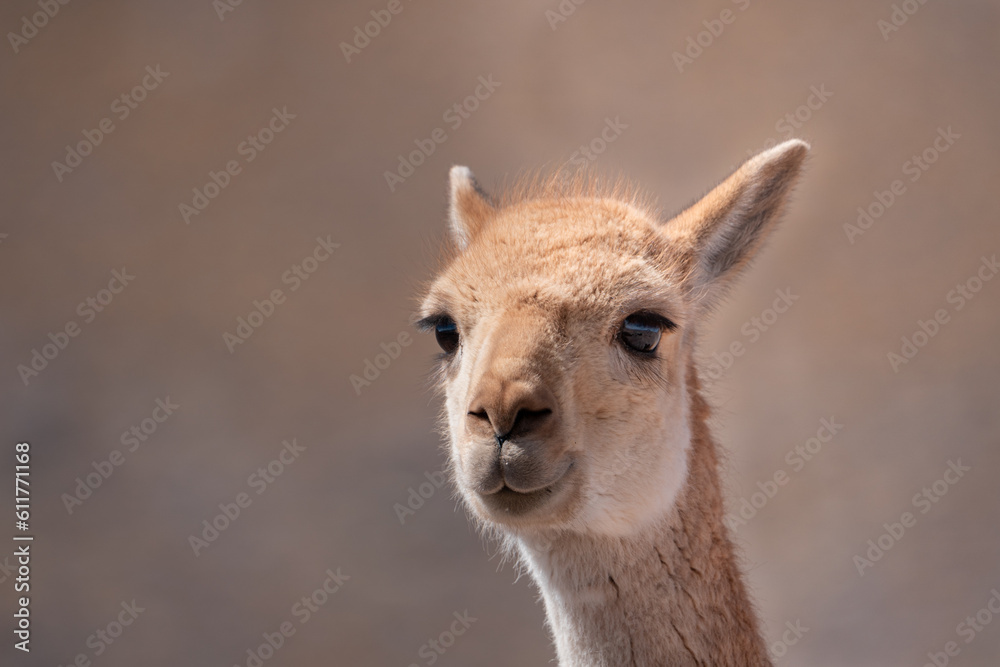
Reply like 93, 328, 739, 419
480, 484, 554, 516
477, 462, 574, 517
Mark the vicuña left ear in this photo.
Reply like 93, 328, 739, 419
448, 166, 494, 250
662, 139, 809, 310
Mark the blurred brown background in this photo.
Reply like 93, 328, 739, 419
2, 1, 999, 665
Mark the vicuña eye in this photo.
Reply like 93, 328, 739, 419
619, 312, 674, 354
434, 316, 460, 354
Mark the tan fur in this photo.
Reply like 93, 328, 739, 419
418, 140, 809, 666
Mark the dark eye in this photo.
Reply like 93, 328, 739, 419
619, 312, 673, 354
434, 317, 459, 354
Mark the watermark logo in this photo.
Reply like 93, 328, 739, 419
407, 611, 477, 667
887, 254, 997, 372
844, 126, 959, 244
223, 235, 339, 353
233, 567, 350, 667
768, 619, 809, 662
393, 469, 446, 524
384, 75, 501, 192
853, 459, 970, 576
350, 330, 413, 395
213, 0, 247, 21
568, 117, 628, 169
340, 0, 415, 62
7, 0, 74, 54
725, 417, 844, 533
741, 84, 833, 163
51, 65, 170, 182
704, 287, 798, 381
672, 0, 751, 73
62, 396, 180, 514
921, 588, 1000, 667
878, 0, 932, 41
17, 267, 135, 386
57, 600, 145, 665
179, 106, 295, 224
188, 438, 306, 556
545, 0, 587, 31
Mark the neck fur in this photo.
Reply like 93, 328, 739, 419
515, 367, 771, 667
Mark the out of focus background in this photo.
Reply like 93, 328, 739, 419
2, 1, 999, 665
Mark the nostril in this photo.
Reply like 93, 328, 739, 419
490, 408, 553, 448
511, 407, 553, 435
516, 407, 552, 422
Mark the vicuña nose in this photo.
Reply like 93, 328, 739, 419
467, 379, 556, 445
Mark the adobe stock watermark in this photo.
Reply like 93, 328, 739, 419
394, 469, 447, 524
232, 567, 349, 667
351, 312, 419, 395
16, 267, 135, 387
339, 0, 416, 63
887, 254, 997, 373
383, 75, 501, 192
844, 126, 959, 244
768, 619, 809, 662
56, 600, 145, 667
672, 0, 752, 73
725, 417, 844, 533
0, 550, 22, 587
853, 459, 971, 576
188, 438, 305, 556
178, 106, 296, 224
7, 0, 74, 55
223, 235, 340, 353
213, 0, 247, 21
12, 439, 31, 653
740, 84, 833, 162
703, 287, 799, 381
877, 0, 932, 41
568, 116, 628, 170
61, 396, 179, 515
545, 0, 587, 31
51, 65, 170, 182
406, 611, 477, 667
921, 587, 1000, 667
592, 448, 633, 498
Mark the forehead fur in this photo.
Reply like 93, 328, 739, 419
423, 172, 686, 324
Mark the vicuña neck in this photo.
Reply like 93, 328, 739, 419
516, 375, 771, 667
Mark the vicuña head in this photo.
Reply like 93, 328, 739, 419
418, 140, 809, 666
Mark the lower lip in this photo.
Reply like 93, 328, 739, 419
479, 463, 573, 516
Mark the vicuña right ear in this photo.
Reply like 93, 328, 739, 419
448, 166, 494, 250
661, 139, 809, 311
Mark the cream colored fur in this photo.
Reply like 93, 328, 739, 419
418, 140, 809, 666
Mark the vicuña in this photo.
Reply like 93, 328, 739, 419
417, 140, 809, 666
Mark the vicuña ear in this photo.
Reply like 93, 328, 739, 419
662, 139, 809, 310
448, 166, 494, 250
